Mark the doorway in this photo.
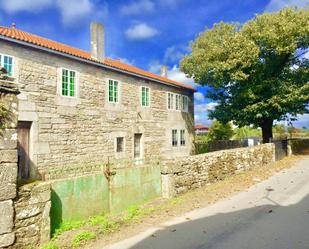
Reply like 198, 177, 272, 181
17, 121, 32, 180
134, 133, 143, 163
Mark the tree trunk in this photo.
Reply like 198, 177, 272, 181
261, 119, 273, 143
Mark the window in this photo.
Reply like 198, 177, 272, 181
180, 129, 185, 146
109, 79, 119, 103
141, 86, 150, 107
116, 137, 124, 152
61, 69, 76, 97
0, 54, 13, 77
182, 95, 189, 112
175, 94, 182, 111
167, 93, 174, 110
172, 129, 178, 146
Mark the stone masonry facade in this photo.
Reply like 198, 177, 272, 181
0, 40, 194, 180
10, 182, 51, 249
0, 80, 19, 248
161, 144, 275, 198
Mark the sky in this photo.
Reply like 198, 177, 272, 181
0, 0, 308, 127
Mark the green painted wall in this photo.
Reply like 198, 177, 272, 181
110, 165, 162, 212
51, 174, 109, 233
50, 165, 161, 233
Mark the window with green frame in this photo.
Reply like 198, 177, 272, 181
61, 69, 76, 97
108, 79, 119, 103
0, 54, 13, 77
141, 86, 150, 107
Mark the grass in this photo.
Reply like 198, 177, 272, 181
40, 242, 59, 249
71, 231, 96, 248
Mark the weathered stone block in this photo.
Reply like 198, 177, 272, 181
0, 200, 14, 235
40, 201, 51, 244
0, 232, 15, 247
0, 150, 17, 163
0, 163, 17, 201
0, 129, 17, 150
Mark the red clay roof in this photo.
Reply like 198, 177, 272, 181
0, 26, 195, 91
195, 125, 209, 130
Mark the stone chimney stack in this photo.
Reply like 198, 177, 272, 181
160, 66, 168, 78
90, 22, 104, 61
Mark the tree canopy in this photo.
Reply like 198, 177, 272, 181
207, 121, 234, 141
181, 8, 309, 143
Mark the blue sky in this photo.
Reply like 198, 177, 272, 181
0, 0, 308, 127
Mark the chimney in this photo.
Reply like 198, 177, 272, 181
160, 66, 168, 78
90, 22, 104, 61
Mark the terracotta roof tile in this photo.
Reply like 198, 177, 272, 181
0, 26, 195, 91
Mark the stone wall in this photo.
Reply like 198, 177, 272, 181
0, 41, 194, 180
0, 80, 19, 248
288, 138, 309, 155
10, 182, 51, 249
161, 144, 275, 198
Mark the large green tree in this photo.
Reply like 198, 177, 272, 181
181, 8, 309, 143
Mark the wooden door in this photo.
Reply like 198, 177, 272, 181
17, 121, 31, 179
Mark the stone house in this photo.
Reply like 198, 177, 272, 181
0, 23, 195, 180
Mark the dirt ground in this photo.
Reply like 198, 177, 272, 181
51, 155, 303, 249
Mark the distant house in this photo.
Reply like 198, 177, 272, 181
0, 22, 195, 180
195, 124, 209, 134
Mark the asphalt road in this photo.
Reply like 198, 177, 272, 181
103, 157, 309, 249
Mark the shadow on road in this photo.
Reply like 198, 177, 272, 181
129, 194, 309, 249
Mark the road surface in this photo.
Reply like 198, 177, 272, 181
102, 157, 309, 249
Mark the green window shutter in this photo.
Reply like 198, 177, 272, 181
3, 56, 13, 77
114, 81, 118, 102
146, 88, 149, 106
69, 71, 75, 97
62, 69, 68, 96
109, 80, 113, 102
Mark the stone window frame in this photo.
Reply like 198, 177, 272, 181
172, 129, 178, 147
57, 67, 79, 99
116, 137, 125, 153
175, 94, 182, 111
0, 53, 14, 77
167, 92, 174, 110
182, 95, 189, 112
108, 79, 120, 103
180, 129, 186, 146
140, 86, 151, 107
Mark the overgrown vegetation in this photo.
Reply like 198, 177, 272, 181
71, 231, 96, 248
40, 242, 59, 249
0, 101, 9, 130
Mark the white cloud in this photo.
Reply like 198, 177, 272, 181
125, 23, 159, 40
194, 113, 212, 126
148, 60, 162, 74
265, 0, 308, 12
0, 0, 108, 26
195, 102, 218, 113
120, 0, 154, 15
167, 65, 196, 87
148, 63, 196, 87
56, 0, 93, 25
1, 0, 52, 13
164, 45, 189, 64
292, 114, 309, 128
194, 92, 205, 102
